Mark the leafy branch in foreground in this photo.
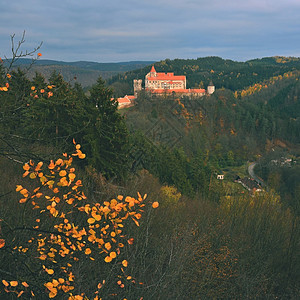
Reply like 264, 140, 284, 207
0, 142, 158, 299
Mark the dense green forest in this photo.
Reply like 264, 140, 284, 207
0, 52, 299, 299
108, 56, 300, 96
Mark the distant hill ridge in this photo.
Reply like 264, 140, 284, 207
6, 59, 155, 88
7, 58, 155, 71
6, 56, 300, 91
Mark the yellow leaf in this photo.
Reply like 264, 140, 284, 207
68, 173, 76, 180
35, 161, 43, 171
104, 242, 111, 251
46, 269, 54, 275
59, 170, 67, 177
94, 214, 101, 221
10, 281, 18, 287
22, 282, 29, 287
56, 158, 63, 165
87, 218, 95, 224
104, 256, 112, 263
122, 260, 128, 267
2, 280, 9, 286
49, 290, 57, 298
29, 172, 37, 179
85, 248, 91, 255
16, 185, 23, 192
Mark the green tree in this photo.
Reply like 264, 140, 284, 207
83, 77, 129, 179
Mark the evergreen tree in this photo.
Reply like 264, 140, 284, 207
83, 77, 129, 179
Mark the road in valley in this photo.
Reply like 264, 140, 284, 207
248, 162, 266, 187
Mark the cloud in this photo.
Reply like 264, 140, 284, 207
0, 0, 299, 62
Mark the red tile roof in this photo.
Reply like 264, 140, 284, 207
150, 66, 156, 73
117, 97, 131, 104
147, 73, 186, 81
146, 88, 205, 94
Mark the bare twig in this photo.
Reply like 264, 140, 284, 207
4, 30, 43, 73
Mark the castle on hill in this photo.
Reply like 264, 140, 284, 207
114, 66, 215, 109
133, 66, 215, 97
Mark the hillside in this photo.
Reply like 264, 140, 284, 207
7, 58, 155, 88
122, 71, 299, 200
0, 56, 299, 299
107, 56, 300, 95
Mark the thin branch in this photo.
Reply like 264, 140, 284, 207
4, 30, 43, 73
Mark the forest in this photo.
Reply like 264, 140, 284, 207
107, 55, 300, 97
0, 42, 299, 299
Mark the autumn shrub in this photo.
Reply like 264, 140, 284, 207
218, 191, 300, 298
181, 220, 239, 299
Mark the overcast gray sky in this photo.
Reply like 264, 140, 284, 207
1, 0, 299, 62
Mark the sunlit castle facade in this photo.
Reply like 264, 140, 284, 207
134, 66, 214, 98
145, 66, 186, 90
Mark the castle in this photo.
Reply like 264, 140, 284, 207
115, 66, 215, 108
133, 66, 215, 98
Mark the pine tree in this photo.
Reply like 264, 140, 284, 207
84, 77, 129, 179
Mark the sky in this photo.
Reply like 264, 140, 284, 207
1, 0, 299, 63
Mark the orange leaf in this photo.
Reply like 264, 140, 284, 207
46, 269, 54, 275
122, 260, 128, 267
17, 290, 24, 297
104, 256, 112, 263
105, 242, 111, 251
152, 202, 159, 208
16, 185, 23, 192
85, 248, 91, 255
59, 170, 67, 177
0, 239, 5, 248
127, 238, 134, 245
10, 281, 18, 287
2, 280, 9, 286
23, 163, 30, 171
68, 173, 76, 180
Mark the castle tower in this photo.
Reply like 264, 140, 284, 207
133, 79, 142, 97
207, 80, 215, 95
149, 65, 157, 78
